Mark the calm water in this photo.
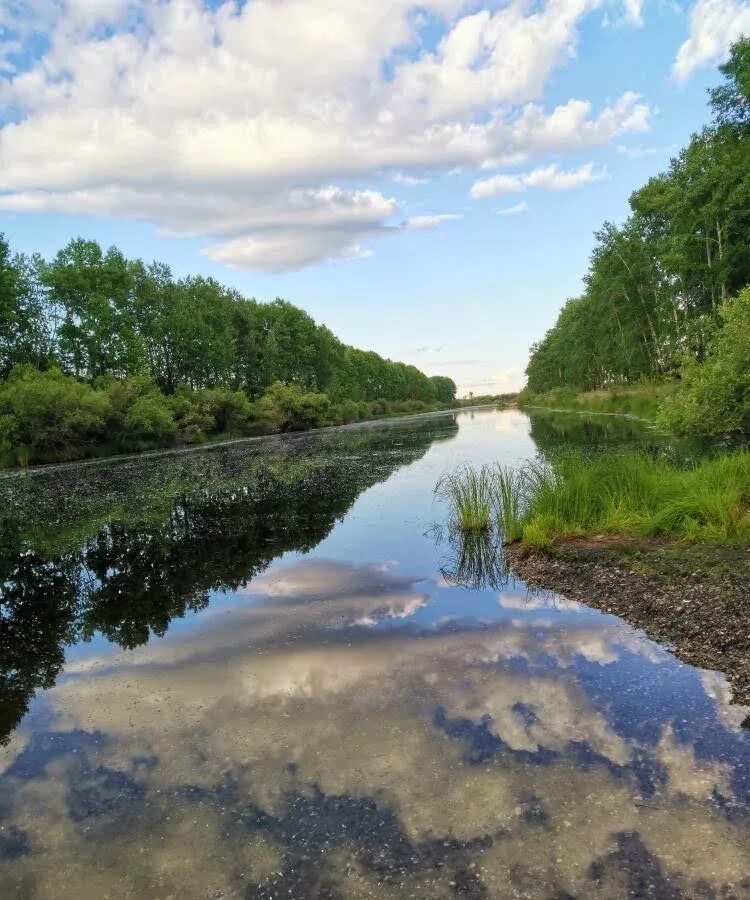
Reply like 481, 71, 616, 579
0, 409, 748, 899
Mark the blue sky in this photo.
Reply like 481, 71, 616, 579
1, 0, 747, 394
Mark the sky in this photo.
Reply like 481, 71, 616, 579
1, 0, 749, 396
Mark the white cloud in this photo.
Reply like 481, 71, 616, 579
404, 213, 461, 230
495, 201, 529, 215
673, 0, 750, 81
393, 173, 431, 186
616, 143, 658, 159
0, 0, 649, 270
622, 0, 644, 26
471, 162, 606, 199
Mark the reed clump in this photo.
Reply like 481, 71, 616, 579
435, 464, 495, 531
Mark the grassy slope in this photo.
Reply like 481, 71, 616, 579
517, 451, 750, 548
519, 383, 676, 421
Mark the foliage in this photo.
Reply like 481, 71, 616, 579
256, 381, 332, 432
0, 367, 109, 465
659, 286, 750, 435
0, 226, 456, 466
525, 38, 750, 421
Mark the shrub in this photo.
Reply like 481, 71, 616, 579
257, 382, 331, 432
659, 286, 750, 435
100, 375, 177, 447
201, 387, 256, 435
122, 394, 177, 445
0, 366, 110, 464
167, 386, 215, 444
332, 399, 361, 424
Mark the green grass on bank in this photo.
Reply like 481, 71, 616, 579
518, 383, 675, 421
438, 451, 750, 549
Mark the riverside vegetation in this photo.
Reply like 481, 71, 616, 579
0, 237, 456, 467
437, 42, 750, 699
520, 39, 750, 439
439, 452, 750, 549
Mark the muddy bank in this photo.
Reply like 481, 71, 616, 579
506, 539, 750, 714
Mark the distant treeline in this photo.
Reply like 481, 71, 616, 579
0, 233, 456, 465
524, 38, 750, 437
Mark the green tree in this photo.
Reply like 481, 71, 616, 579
43, 239, 143, 379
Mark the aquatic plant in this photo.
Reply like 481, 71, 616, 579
490, 464, 526, 543
435, 464, 494, 531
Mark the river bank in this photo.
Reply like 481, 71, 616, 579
518, 383, 673, 422
506, 538, 750, 714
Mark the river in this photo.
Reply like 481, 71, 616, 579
0, 408, 748, 898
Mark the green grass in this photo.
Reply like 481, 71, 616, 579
437, 450, 750, 549
436, 464, 495, 531
519, 383, 675, 421
491, 464, 525, 543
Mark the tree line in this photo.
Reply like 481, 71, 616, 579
524, 38, 750, 434
0, 234, 456, 464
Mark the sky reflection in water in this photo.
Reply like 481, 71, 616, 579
0, 409, 748, 899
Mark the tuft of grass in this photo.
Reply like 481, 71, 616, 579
491, 464, 525, 543
435, 464, 494, 532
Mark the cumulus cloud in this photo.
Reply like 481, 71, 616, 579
0, 0, 650, 270
673, 0, 750, 81
471, 162, 606, 199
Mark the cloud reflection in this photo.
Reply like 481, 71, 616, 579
0, 558, 748, 899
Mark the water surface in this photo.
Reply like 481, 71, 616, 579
1, 409, 748, 898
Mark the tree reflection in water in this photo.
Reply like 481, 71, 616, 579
0, 421, 455, 744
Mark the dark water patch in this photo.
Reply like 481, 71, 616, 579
0, 826, 29, 861
240, 786, 495, 899
3, 729, 108, 781
67, 765, 147, 833
590, 832, 684, 899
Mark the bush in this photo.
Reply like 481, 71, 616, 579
201, 387, 256, 435
331, 399, 361, 424
257, 382, 331, 432
100, 375, 177, 448
167, 386, 215, 444
659, 287, 750, 435
122, 394, 177, 446
0, 366, 110, 464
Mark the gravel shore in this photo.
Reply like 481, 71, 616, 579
506, 539, 750, 718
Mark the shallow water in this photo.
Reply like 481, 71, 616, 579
0, 409, 748, 899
